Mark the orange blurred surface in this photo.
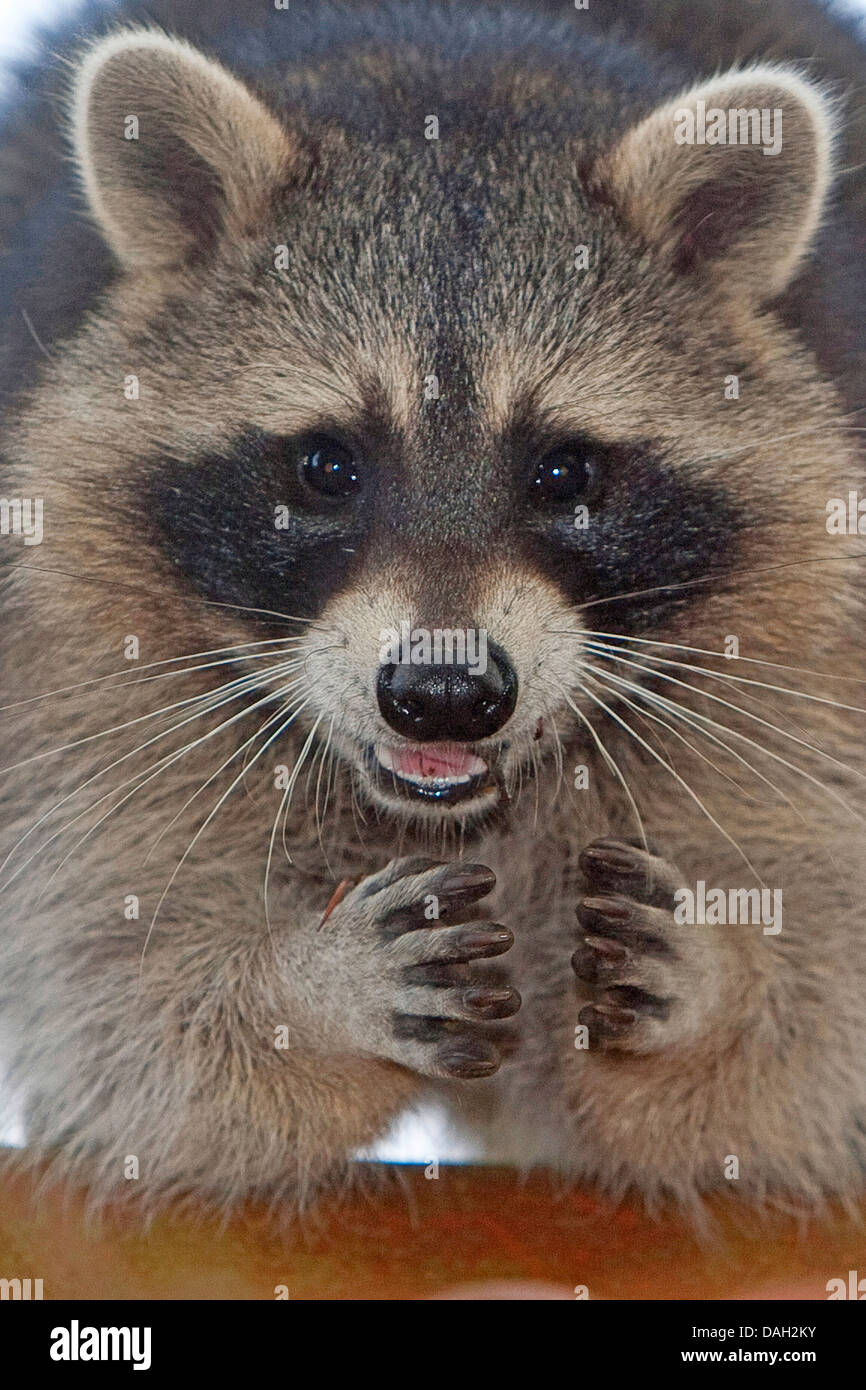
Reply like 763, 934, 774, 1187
1, 1152, 864, 1300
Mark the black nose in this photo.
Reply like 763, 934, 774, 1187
376, 640, 518, 742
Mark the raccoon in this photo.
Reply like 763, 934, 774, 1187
2, 0, 866, 1223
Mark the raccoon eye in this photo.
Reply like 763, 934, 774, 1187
298, 438, 361, 499
531, 445, 596, 504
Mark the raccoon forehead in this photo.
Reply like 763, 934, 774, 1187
62, 31, 837, 458
178, 208, 609, 443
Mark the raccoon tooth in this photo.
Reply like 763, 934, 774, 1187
375, 743, 489, 783
375, 746, 473, 786
398, 770, 472, 787
375, 745, 398, 773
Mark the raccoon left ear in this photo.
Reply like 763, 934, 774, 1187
596, 65, 835, 301
71, 29, 297, 271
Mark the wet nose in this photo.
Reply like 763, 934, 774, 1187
376, 641, 518, 742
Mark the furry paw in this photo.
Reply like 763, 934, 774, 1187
571, 838, 715, 1054
317, 857, 520, 1078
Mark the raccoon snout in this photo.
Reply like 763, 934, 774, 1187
376, 641, 517, 743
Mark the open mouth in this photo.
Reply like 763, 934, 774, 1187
369, 741, 498, 805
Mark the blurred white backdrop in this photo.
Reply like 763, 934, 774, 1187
1, 0, 865, 1161
0, 0, 88, 78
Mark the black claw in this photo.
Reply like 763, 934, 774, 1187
441, 862, 498, 890
438, 1041, 500, 1078
429, 863, 498, 917
454, 926, 514, 959
580, 840, 640, 873
603, 984, 672, 1020
402, 928, 513, 970
576, 898, 672, 957
571, 936, 627, 983
578, 1002, 637, 1039
380, 905, 437, 936
381, 863, 497, 937
580, 841, 652, 898
585, 934, 628, 961
577, 896, 633, 927
580, 840, 676, 908
463, 985, 521, 1019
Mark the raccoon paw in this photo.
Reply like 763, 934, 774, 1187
320, 857, 520, 1079
571, 838, 710, 1054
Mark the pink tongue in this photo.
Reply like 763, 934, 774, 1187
393, 744, 487, 780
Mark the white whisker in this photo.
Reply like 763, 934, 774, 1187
142, 680, 312, 866
582, 653, 865, 828
576, 629, 866, 698
0, 637, 313, 713
7, 669, 309, 896
584, 643, 866, 789
577, 674, 764, 883
140, 694, 314, 974
584, 663, 849, 879
554, 681, 648, 855
265, 714, 323, 939
0, 660, 306, 882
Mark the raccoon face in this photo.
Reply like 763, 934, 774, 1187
19, 32, 839, 827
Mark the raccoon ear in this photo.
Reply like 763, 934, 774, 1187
597, 66, 835, 300
71, 30, 296, 271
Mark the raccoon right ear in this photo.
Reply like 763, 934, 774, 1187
71, 30, 297, 271
595, 65, 835, 301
